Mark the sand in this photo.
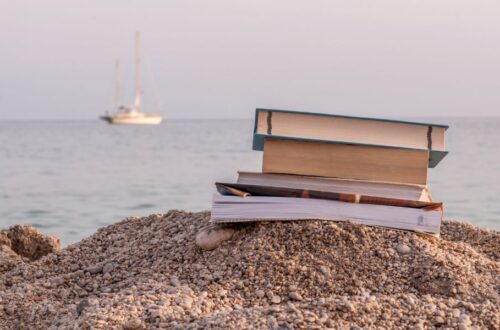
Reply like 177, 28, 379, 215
0, 211, 498, 329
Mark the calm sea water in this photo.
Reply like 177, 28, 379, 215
0, 118, 499, 246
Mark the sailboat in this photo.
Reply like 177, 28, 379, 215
101, 32, 163, 125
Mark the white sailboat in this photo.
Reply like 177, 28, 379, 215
101, 31, 163, 125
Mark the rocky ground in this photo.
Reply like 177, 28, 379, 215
0, 211, 498, 329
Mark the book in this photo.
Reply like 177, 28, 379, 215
237, 172, 432, 202
252, 108, 448, 168
216, 182, 440, 208
210, 194, 442, 234
262, 138, 429, 185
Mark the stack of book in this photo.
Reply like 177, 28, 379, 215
211, 109, 449, 234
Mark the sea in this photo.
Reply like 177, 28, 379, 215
1, 118, 499, 246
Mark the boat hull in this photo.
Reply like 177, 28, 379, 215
103, 115, 163, 125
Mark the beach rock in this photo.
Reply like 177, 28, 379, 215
319, 265, 331, 277
434, 316, 445, 325
178, 295, 193, 310
396, 243, 411, 255
102, 262, 115, 274
86, 264, 103, 274
0, 244, 22, 273
123, 318, 146, 330
256, 290, 265, 298
170, 276, 180, 287
0, 232, 11, 248
6, 225, 60, 260
271, 295, 282, 304
289, 292, 303, 301
195, 225, 236, 250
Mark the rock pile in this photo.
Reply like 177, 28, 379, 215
0, 211, 498, 329
0, 224, 60, 273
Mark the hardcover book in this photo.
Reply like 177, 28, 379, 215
237, 172, 432, 202
262, 138, 429, 185
252, 108, 448, 168
215, 182, 439, 208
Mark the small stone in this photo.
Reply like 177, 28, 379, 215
396, 243, 411, 255
271, 296, 281, 304
86, 264, 103, 275
178, 296, 193, 310
289, 292, 303, 301
170, 276, 180, 287
76, 299, 89, 315
434, 316, 445, 325
268, 315, 278, 328
195, 226, 236, 251
52, 277, 64, 286
406, 296, 415, 306
102, 263, 115, 274
452, 308, 461, 317
319, 265, 331, 277
123, 318, 146, 330
268, 305, 281, 313
217, 289, 227, 298
458, 324, 470, 330
461, 302, 475, 312
458, 315, 471, 325
256, 290, 265, 298
340, 302, 355, 313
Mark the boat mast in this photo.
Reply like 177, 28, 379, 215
114, 59, 120, 110
133, 31, 142, 112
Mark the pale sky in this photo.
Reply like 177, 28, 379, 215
1, 0, 499, 120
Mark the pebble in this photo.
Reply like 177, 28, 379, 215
406, 296, 415, 306
256, 290, 265, 298
123, 318, 146, 330
289, 292, 303, 301
319, 265, 331, 277
434, 316, 445, 325
396, 243, 412, 255
195, 226, 235, 251
271, 296, 282, 304
86, 264, 103, 274
458, 314, 471, 325
102, 263, 115, 274
170, 276, 180, 287
178, 296, 193, 310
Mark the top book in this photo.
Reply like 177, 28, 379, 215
252, 108, 449, 168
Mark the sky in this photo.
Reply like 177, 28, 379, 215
0, 0, 499, 120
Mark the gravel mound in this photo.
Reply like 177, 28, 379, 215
0, 211, 498, 329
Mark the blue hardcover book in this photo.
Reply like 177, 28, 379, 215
252, 108, 449, 168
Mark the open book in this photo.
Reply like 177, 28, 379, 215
210, 194, 442, 234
